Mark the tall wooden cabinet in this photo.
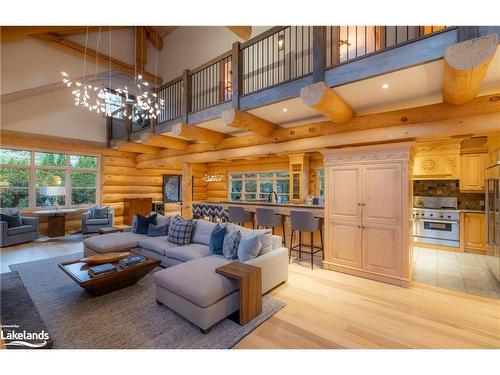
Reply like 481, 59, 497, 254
323, 143, 414, 287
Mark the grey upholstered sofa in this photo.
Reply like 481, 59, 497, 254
0, 216, 39, 247
82, 216, 289, 332
81, 207, 114, 234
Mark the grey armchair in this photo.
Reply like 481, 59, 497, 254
81, 207, 114, 234
0, 216, 39, 247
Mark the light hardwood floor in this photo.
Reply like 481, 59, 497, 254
1, 238, 499, 349
235, 257, 500, 349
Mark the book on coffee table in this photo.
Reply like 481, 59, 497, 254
119, 255, 147, 268
88, 263, 117, 277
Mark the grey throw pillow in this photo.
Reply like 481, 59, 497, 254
192, 219, 217, 245
90, 206, 109, 219
223, 230, 241, 259
237, 233, 262, 262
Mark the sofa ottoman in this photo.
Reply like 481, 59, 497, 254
83, 232, 146, 257
154, 255, 238, 332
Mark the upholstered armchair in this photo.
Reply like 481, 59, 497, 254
0, 216, 39, 247
81, 207, 114, 234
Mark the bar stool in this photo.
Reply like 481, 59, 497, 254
228, 206, 254, 228
255, 207, 286, 246
289, 210, 324, 269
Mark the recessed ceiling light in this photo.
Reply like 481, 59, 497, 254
382, 83, 389, 89
282, 108, 288, 112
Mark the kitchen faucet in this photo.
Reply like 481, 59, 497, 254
268, 191, 278, 203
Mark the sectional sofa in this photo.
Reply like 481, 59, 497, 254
83, 215, 289, 332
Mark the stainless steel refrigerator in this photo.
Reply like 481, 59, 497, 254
485, 161, 500, 282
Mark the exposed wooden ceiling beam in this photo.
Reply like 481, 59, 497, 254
140, 112, 500, 165
300, 81, 354, 123
0, 26, 127, 43
135, 26, 147, 73
136, 93, 500, 167
139, 133, 190, 150
144, 26, 163, 50
113, 140, 160, 154
221, 109, 277, 136
226, 26, 252, 41
170, 123, 226, 144
32, 33, 162, 85
443, 34, 498, 106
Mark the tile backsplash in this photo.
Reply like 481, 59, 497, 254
413, 180, 484, 210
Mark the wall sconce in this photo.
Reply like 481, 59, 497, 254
278, 34, 285, 51
338, 39, 351, 47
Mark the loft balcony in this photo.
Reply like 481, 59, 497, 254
108, 25, 475, 146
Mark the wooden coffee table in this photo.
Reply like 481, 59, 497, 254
59, 250, 160, 296
216, 262, 262, 325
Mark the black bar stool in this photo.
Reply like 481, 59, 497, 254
228, 206, 254, 228
289, 210, 324, 269
255, 207, 286, 246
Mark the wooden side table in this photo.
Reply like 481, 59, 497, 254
216, 262, 262, 325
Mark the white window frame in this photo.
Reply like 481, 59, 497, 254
316, 168, 325, 198
0, 145, 101, 210
229, 171, 290, 202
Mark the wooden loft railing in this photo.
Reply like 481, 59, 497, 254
109, 25, 467, 146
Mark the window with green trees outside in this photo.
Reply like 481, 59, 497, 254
0, 148, 99, 209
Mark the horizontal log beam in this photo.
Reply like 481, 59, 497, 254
140, 133, 190, 150
443, 34, 498, 105
114, 140, 160, 154
169, 123, 226, 144
141, 112, 500, 164
136, 93, 500, 166
221, 109, 277, 136
33, 33, 162, 85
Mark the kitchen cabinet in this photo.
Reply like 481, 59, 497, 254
463, 212, 487, 252
460, 153, 486, 192
288, 154, 310, 203
323, 142, 413, 287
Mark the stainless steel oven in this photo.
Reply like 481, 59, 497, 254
412, 196, 460, 247
413, 216, 460, 247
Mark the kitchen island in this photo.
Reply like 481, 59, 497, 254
218, 200, 324, 218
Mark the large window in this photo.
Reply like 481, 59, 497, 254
230, 172, 290, 203
0, 148, 99, 209
0, 149, 30, 208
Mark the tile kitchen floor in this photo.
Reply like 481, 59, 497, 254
412, 247, 500, 299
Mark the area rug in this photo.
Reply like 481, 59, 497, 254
9, 253, 285, 349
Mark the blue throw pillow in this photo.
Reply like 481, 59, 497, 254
222, 230, 241, 260
209, 223, 227, 255
135, 213, 157, 234
147, 223, 167, 237
168, 215, 195, 246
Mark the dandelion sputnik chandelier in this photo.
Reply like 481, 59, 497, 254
60, 26, 164, 120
